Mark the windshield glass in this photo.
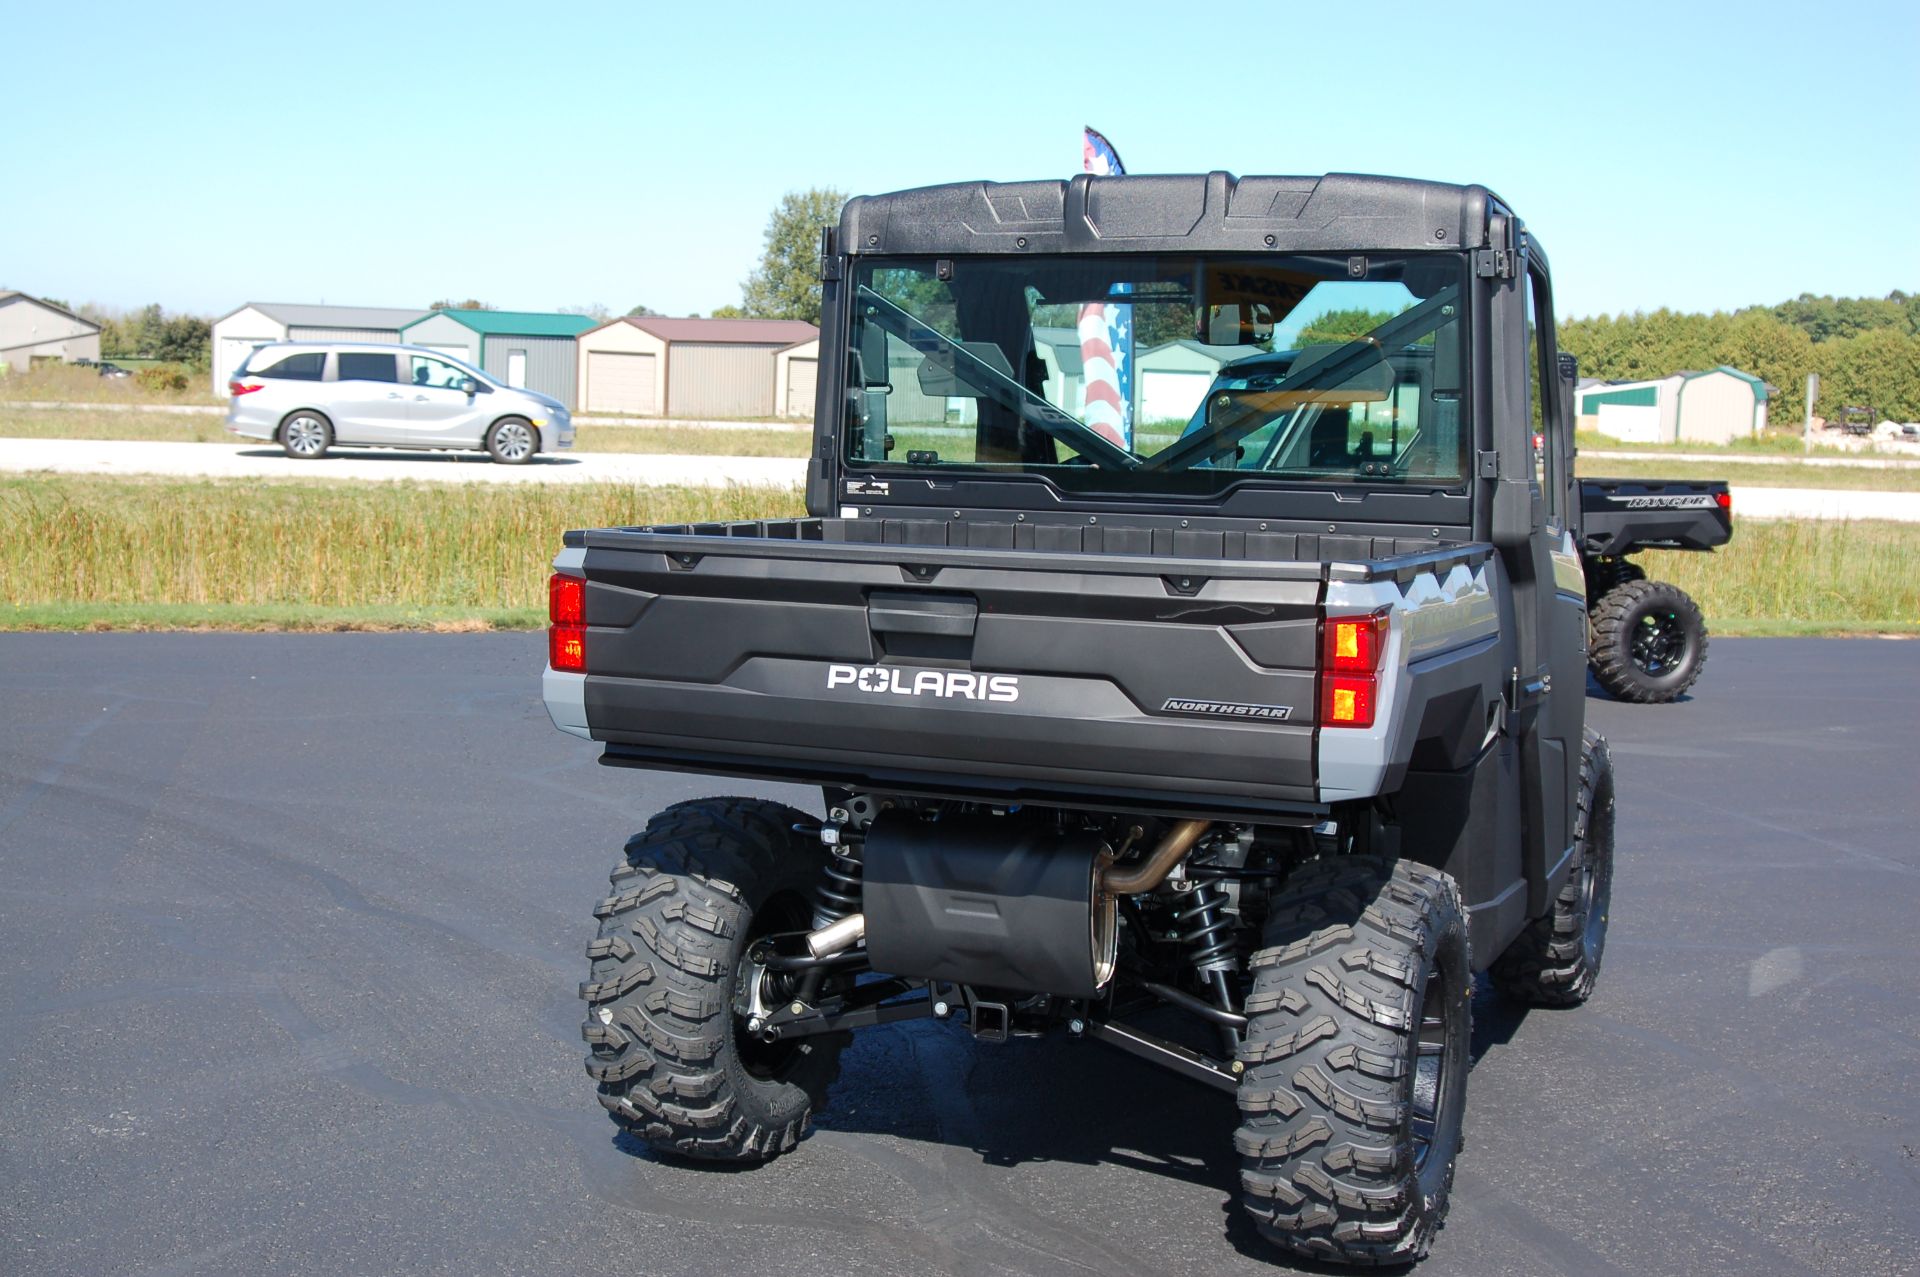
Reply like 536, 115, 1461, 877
407, 347, 490, 383
844, 254, 1469, 497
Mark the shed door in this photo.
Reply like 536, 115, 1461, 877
587, 351, 657, 415
507, 349, 528, 388
785, 357, 817, 417
219, 337, 276, 393
1140, 370, 1210, 424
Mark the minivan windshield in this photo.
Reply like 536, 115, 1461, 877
844, 254, 1469, 497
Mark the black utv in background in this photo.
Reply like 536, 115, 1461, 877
1574, 475, 1731, 702
546, 171, 1637, 1266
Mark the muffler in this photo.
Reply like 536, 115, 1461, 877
862, 813, 1118, 998
859, 815, 1212, 999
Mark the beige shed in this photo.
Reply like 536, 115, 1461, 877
1674, 367, 1769, 444
576, 316, 818, 418
1581, 366, 1768, 445
774, 338, 820, 418
0, 292, 101, 376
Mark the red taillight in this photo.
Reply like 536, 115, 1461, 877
1715, 490, 1732, 511
1326, 613, 1385, 673
229, 380, 263, 396
548, 573, 586, 672
549, 626, 586, 672
1322, 610, 1389, 729
549, 573, 584, 624
1322, 676, 1376, 727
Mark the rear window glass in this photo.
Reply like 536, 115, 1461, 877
337, 352, 398, 383
252, 351, 325, 381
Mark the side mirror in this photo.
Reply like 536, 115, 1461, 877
458, 377, 483, 394
1200, 302, 1273, 346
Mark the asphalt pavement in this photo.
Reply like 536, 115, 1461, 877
1, 634, 1916, 1277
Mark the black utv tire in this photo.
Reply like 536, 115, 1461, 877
1589, 578, 1707, 703
1492, 728, 1616, 1006
580, 797, 846, 1161
1236, 855, 1472, 1267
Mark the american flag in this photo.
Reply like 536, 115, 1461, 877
1078, 126, 1132, 449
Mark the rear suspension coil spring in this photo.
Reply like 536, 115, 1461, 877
1171, 883, 1236, 973
813, 845, 864, 928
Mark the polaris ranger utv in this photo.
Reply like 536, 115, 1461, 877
546, 172, 1620, 1266
1573, 473, 1730, 702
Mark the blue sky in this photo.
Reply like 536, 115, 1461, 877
6, 1, 1915, 321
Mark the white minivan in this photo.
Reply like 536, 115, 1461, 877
226, 342, 573, 463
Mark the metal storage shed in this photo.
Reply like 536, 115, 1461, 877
577, 316, 818, 418
211, 302, 429, 395
0, 292, 101, 376
1675, 367, 1769, 443
400, 310, 594, 409
773, 338, 819, 418
1135, 340, 1270, 427
1580, 366, 1768, 445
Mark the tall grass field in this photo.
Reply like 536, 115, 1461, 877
1, 477, 802, 629
1637, 521, 1920, 634
0, 475, 1913, 632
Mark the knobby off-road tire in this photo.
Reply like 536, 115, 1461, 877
1492, 728, 1616, 1006
580, 797, 846, 1160
1235, 855, 1472, 1267
1589, 578, 1707, 703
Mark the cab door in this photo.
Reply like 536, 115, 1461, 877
1524, 252, 1588, 877
402, 352, 491, 447
328, 350, 409, 444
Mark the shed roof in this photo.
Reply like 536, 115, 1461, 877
223, 302, 433, 329
609, 316, 820, 346
1682, 365, 1769, 400
404, 309, 598, 338
0, 291, 101, 333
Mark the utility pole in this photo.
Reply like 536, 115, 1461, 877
1804, 373, 1819, 453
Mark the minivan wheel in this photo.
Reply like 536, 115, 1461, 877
280, 412, 333, 460
486, 417, 537, 464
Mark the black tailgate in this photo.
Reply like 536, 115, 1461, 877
1579, 478, 1733, 555
573, 526, 1329, 816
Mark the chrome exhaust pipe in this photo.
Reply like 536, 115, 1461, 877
805, 912, 866, 959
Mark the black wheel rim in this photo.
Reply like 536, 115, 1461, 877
1410, 969, 1462, 1182
1628, 608, 1688, 677
1579, 829, 1613, 971
733, 894, 809, 1083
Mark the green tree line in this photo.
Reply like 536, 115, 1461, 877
70, 303, 214, 367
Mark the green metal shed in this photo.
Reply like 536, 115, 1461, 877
399, 310, 595, 409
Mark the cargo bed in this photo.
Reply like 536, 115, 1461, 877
555, 518, 1490, 820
